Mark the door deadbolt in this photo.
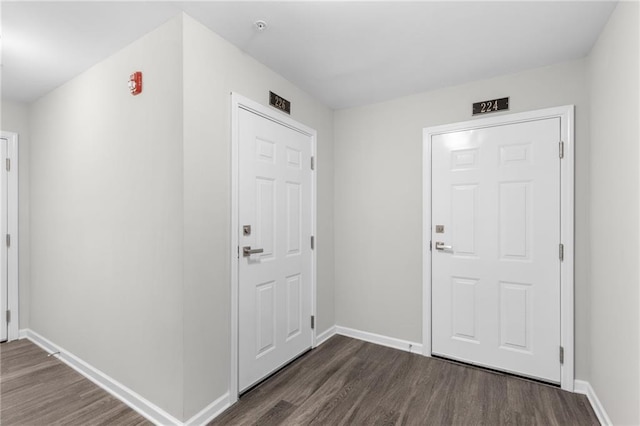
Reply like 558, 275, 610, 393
243, 225, 251, 236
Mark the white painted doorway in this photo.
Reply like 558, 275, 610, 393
422, 106, 574, 390
231, 94, 317, 397
0, 132, 19, 342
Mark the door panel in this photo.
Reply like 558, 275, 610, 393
431, 118, 560, 383
238, 108, 312, 392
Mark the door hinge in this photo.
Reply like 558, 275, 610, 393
559, 346, 564, 364
311, 156, 315, 171
559, 243, 564, 261
559, 141, 564, 159
5, 158, 10, 172
5, 310, 10, 323
429, 240, 432, 251
311, 236, 315, 250
5, 234, 10, 248
311, 315, 315, 329
237, 246, 239, 259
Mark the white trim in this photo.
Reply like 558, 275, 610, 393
184, 392, 231, 426
422, 131, 433, 358
23, 329, 182, 426
574, 380, 612, 426
335, 326, 423, 354
230, 93, 240, 405
1, 131, 19, 342
230, 92, 318, 402
18, 328, 27, 339
422, 105, 575, 390
315, 325, 337, 346
559, 106, 575, 391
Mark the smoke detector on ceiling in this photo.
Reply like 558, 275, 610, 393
254, 20, 268, 31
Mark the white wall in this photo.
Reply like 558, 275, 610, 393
28, 16, 185, 418
181, 14, 334, 418
587, 2, 639, 424
0, 101, 30, 330
334, 59, 592, 378
25, 12, 334, 421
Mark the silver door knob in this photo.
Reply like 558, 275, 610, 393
435, 242, 453, 251
243, 246, 264, 257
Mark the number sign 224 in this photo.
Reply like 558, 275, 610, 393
472, 97, 509, 115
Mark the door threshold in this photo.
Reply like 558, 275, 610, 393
431, 354, 560, 389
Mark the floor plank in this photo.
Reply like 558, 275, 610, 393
211, 335, 599, 426
0, 339, 149, 426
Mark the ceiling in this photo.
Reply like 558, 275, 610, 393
2, 1, 617, 109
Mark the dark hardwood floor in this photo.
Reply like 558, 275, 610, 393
211, 335, 599, 426
0, 339, 149, 426
1, 336, 599, 425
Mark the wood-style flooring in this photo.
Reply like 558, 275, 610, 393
1, 336, 599, 425
0, 339, 149, 426
211, 335, 599, 426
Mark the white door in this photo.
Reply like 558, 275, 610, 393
431, 118, 561, 383
0, 137, 8, 342
238, 108, 313, 392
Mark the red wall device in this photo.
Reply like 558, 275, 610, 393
128, 71, 143, 96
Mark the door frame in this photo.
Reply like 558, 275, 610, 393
229, 93, 317, 402
0, 131, 19, 342
422, 105, 575, 391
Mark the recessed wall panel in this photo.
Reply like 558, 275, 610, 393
451, 148, 479, 171
286, 274, 302, 340
286, 147, 302, 169
256, 281, 276, 357
256, 178, 275, 258
499, 181, 531, 260
451, 277, 478, 342
500, 282, 532, 352
256, 138, 276, 163
500, 143, 532, 166
287, 182, 301, 255
452, 185, 477, 256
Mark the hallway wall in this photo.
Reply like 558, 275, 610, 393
587, 2, 640, 424
181, 14, 335, 419
28, 15, 186, 418
25, 12, 335, 421
333, 59, 592, 378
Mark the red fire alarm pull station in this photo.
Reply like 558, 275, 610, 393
128, 71, 142, 95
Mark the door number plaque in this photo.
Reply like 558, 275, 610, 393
473, 97, 509, 115
269, 91, 291, 114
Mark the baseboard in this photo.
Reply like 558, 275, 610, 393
574, 380, 612, 426
184, 392, 231, 426
335, 326, 423, 354
315, 325, 336, 346
23, 329, 182, 426
20, 328, 604, 426
18, 328, 27, 339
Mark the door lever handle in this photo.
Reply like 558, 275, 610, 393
435, 242, 453, 251
243, 246, 264, 257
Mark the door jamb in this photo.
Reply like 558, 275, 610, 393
1, 131, 19, 342
421, 105, 575, 391
230, 93, 317, 403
